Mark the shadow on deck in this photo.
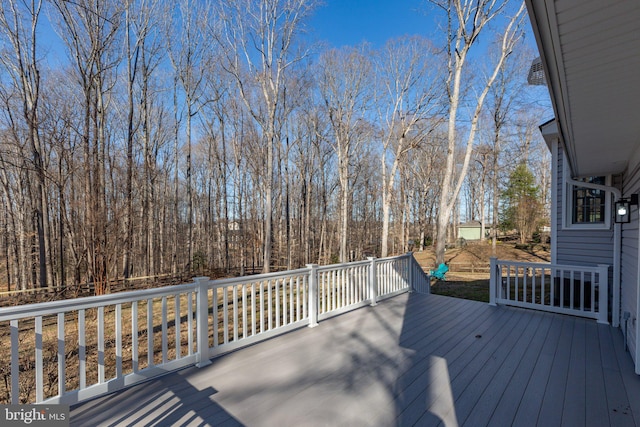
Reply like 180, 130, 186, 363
70, 293, 640, 426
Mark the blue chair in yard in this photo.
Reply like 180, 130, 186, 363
430, 263, 449, 281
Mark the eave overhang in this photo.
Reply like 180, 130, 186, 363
525, 0, 640, 178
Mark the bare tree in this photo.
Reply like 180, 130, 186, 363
51, 0, 122, 293
471, 144, 492, 239
406, 126, 448, 251
200, 72, 230, 272
480, 44, 537, 253
138, 2, 166, 278
432, 0, 526, 264
120, 0, 163, 278
164, 0, 211, 274
0, 0, 52, 288
318, 46, 372, 263
0, 0, 556, 295
216, 0, 317, 272
0, 118, 29, 290
374, 36, 444, 257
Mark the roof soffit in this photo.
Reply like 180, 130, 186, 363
526, 0, 640, 177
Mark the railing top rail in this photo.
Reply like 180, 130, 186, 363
494, 259, 550, 269
317, 260, 370, 272
494, 259, 607, 273
376, 254, 411, 263
0, 282, 198, 322
314, 253, 410, 273
207, 267, 311, 288
0, 254, 414, 323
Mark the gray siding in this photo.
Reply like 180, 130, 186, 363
556, 233, 614, 266
554, 144, 563, 259
555, 149, 615, 267
621, 162, 640, 366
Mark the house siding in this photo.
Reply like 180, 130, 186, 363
555, 149, 615, 267
620, 158, 640, 366
556, 234, 614, 265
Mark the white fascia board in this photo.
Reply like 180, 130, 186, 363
525, 0, 576, 176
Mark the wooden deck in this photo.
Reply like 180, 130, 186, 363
70, 292, 640, 426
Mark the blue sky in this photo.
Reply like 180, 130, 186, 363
309, 0, 551, 111
309, 1, 541, 55
309, 0, 437, 48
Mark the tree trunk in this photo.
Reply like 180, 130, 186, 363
123, 7, 135, 279
172, 78, 180, 274
263, 133, 274, 272
186, 101, 193, 274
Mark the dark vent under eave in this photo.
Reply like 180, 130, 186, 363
527, 56, 546, 86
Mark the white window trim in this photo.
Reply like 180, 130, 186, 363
561, 155, 611, 230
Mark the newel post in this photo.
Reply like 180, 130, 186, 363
597, 264, 610, 325
489, 257, 497, 306
368, 257, 378, 306
307, 264, 319, 327
194, 277, 212, 368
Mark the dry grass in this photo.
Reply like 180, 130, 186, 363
414, 241, 551, 303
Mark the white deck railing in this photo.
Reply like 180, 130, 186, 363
0, 253, 429, 405
489, 257, 609, 324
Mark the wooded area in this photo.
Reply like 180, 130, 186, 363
0, 0, 550, 293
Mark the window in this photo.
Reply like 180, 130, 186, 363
564, 174, 611, 229
572, 177, 606, 224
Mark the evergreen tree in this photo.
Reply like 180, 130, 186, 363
500, 164, 542, 244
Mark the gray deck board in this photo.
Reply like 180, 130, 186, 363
396, 298, 517, 426
600, 325, 637, 427
563, 316, 587, 427
69, 292, 640, 426
486, 312, 554, 425
614, 325, 640, 424
422, 308, 522, 425
538, 315, 573, 425
511, 313, 564, 427
584, 321, 611, 427
461, 310, 546, 426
